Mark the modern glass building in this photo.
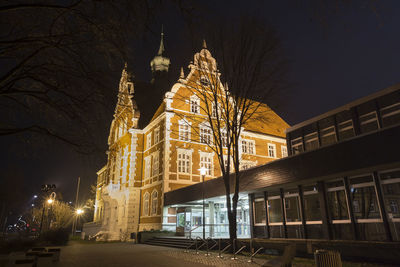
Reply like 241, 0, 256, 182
163, 84, 400, 242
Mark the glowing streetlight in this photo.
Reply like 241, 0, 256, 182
34, 195, 38, 199
47, 199, 54, 204
76, 209, 84, 215
198, 167, 207, 240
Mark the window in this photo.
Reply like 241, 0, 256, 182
241, 139, 255, 154
200, 76, 210, 87
380, 170, 400, 219
212, 103, 218, 118
200, 124, 212, 144
151, 190, 158, 215
291, 137, 303, 155
254, 199, 266, 225
179, 120, 190, 141
190, 95, 200, 114
144, 156, 151, 179
349, 174, 381, 220
268, 143, 276, 158
200, 152, 212, 176
338, 120, 354, 140
303, 185, 321, 222
143, 193, 150, 216
152, 152, 159, 176
320, 126, 336, 146
380, 102, 400, 128
146, 133, 152, 149
268, 192, 283, 223
221, 131, 228, 147
154, 127, 160, 144
281, 146, 288, 157
284, 190, 301, 223
326, 180, 350, 221
304, 132, 318, 151
240, 160, 255, 170
359, 111, 379, 133
178, 150, 191, 173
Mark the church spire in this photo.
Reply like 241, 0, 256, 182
150, 26, 170, 74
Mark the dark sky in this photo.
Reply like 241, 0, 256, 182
2, 0, 400, 221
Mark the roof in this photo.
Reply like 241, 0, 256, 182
287, 83, 400, 133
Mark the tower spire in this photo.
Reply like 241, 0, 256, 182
157, 25, 165, 56
150, 25, 170, 74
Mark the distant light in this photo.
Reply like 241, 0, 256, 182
198, 167, 207, 176
69, 201, 72, 204
76, 209, 84, 215
47, 199, 54, 204
31, 204, 35, 207
33, 195, 38, 199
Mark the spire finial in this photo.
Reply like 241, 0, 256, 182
180, 67, 184, 79
202, 39, 207, 49
124, 62, 128, 69
157, 25, 165, 56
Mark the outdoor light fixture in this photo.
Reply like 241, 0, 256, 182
47, 199, 54, 204
76, 209, 84, 215
34, 195, 38, 199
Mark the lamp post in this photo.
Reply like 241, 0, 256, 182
73, 208, 84, 236
39, 184, 56, 235
199, 167, 207, 240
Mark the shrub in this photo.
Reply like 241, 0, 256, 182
39, 228, 69, 245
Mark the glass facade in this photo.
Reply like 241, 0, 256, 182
162, 193, 250, 238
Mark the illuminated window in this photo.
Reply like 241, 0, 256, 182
178, 149, 191, 174
179, 120, 190, 141
151, 190, 158, 215
281, 146, 288, 157
200, 124, 212, 144
241, 139, 255, 154
143, 192, 150, 216
254, 198, 266, 225
190, 95, 200, 114
154, 127, 160, 144
146, 132, 152, 149
144, 156, 151, 179
152, 152, 159, 176
268, 143, 276, 158
199, 153, 212, 176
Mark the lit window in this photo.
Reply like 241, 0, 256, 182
200, 153, 212, 176
151, 190, 158, 215
281, 146, 288, 157
268, 143, 276, 158
143, 193, 150, 216
179, 120, 190, 141
190, 95, 200, 114
178, 150, 191, 173
254, 199, 266, 225
241, 139, 255, 154
146, 132, 152, 149
154, 127, 160, 144
144, 156, 151, 179
152, 152, 159, 176
200, 124, 212, 144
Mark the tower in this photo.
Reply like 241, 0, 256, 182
150, 27, 170, 76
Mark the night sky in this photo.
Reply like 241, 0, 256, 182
1, 1, 399, 221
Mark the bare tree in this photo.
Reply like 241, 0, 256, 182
173, 16, 286, 244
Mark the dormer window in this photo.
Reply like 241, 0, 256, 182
200, 76, 210, 87
190, 95, 200, 114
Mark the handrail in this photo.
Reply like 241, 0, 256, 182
248, 247, 264, 263
184, 238, 195, 253
195, 237, 206, 254
188, 224, 202, 239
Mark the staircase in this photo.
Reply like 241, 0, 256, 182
143, 236, 195, 249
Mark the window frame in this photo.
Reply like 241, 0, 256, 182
190, 95, 200, 114
143, 192, 150, 216
151, 190, 158, 215
267, 143, 276, 158
146, 132, 152, 149
177, 149, 191, 174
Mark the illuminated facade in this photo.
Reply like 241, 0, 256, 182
86, 34, 289, 240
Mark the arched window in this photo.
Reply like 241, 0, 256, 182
151, 190, 158, 215
143, 192, 150, 216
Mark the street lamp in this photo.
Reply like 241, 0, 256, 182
199, 167, 207, 240
47, 199, 54, 204
72, 208, 84, 236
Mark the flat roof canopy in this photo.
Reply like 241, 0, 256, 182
165, 125, 400, 206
